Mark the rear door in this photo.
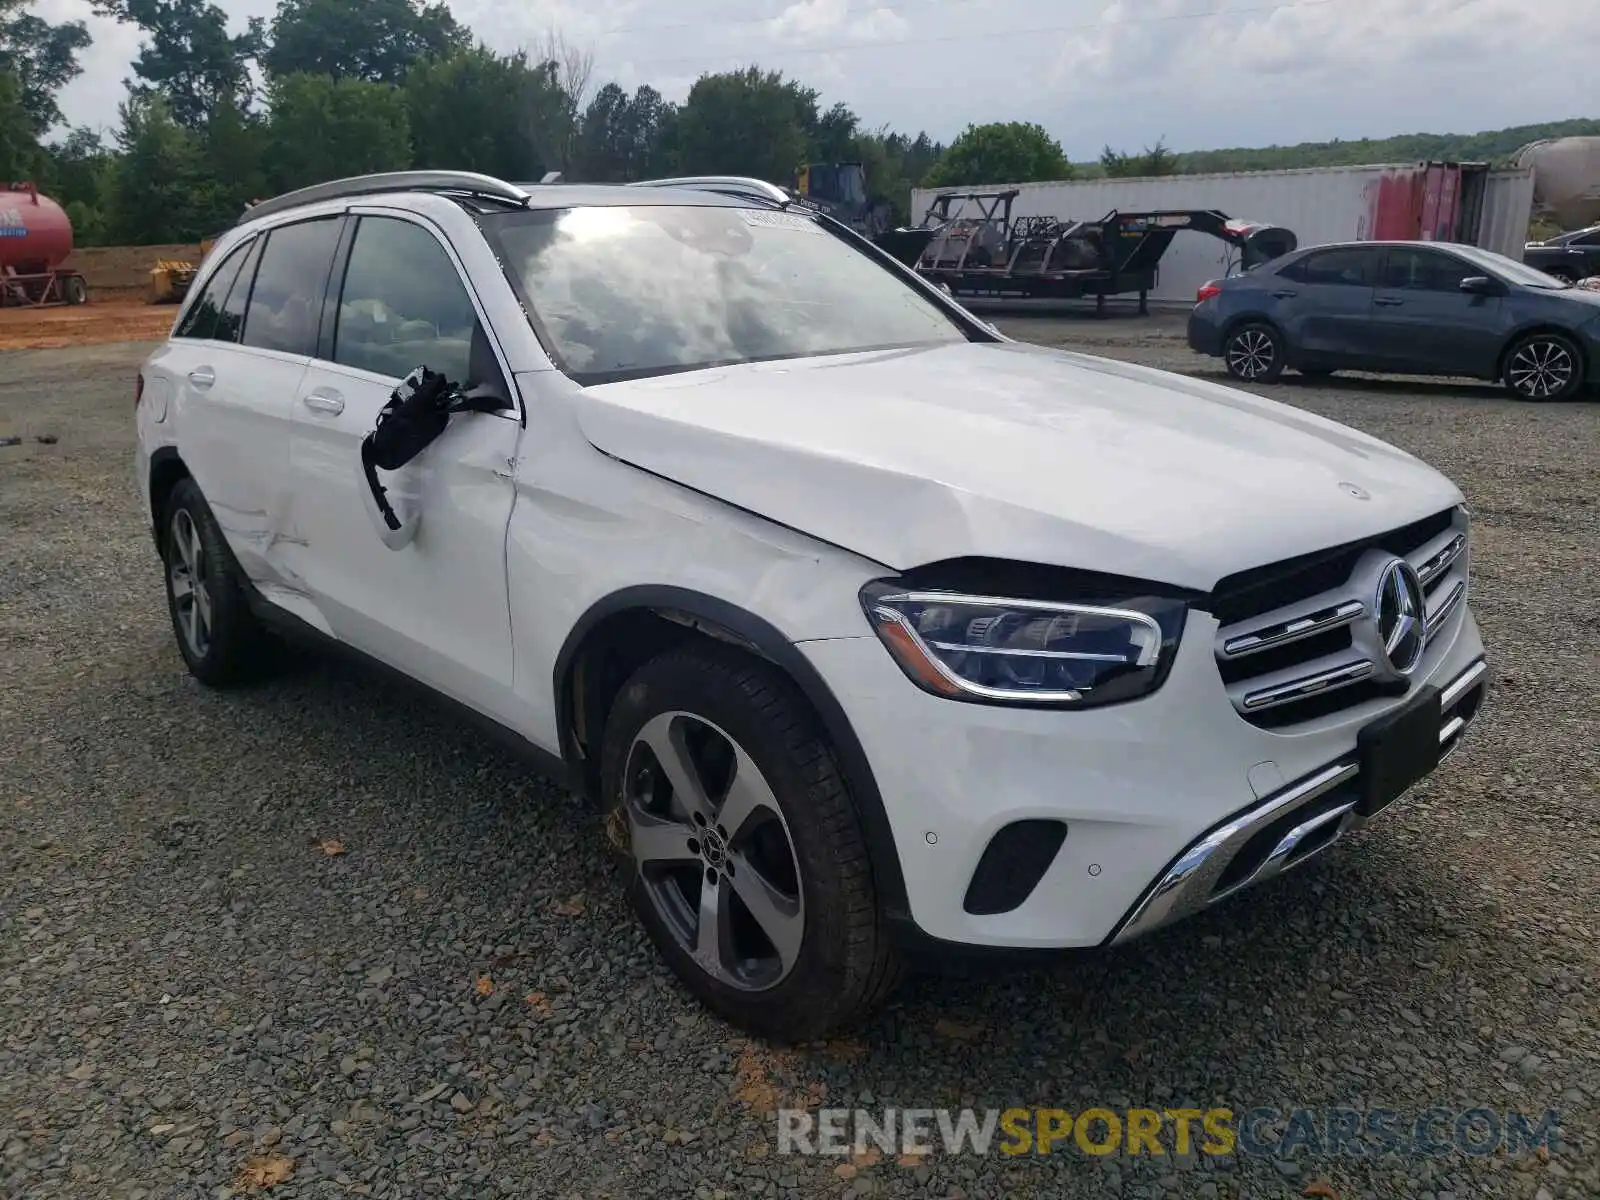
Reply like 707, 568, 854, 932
1271, 246, 1382, 364
281, 210, 523, 711
1368, 247, 1507, 376
163, 217, 342, 582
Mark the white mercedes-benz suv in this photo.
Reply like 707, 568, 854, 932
134, 171, 1488, 1039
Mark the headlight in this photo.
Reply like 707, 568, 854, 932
860, 583, 1188, 707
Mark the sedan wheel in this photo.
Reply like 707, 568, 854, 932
1225, 324, 1285, 382
623, 710, 806, 992
1504, 333, 1582, 401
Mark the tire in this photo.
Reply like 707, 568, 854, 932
160, 477, 273, 685
63, 275, 87, 305
599, 643, 902, 1041
1502, 331, 1584, 402
1224, 322, 1285, 382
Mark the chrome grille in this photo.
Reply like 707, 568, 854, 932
1210, 508, 1470, 728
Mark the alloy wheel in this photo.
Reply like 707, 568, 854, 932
1227, 329, 1276, 379
168, 509, 213, 658
1507, 338, 1575, 399
623, 711, 805, 992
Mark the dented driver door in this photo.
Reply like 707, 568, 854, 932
276, 212, 523, 714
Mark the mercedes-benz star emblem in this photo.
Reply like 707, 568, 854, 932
1374, 558, 1427, 675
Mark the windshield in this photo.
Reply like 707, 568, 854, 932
1450, 243, 1573, 290
482, 204, 970, 384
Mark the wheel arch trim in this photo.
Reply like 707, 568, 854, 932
552, 585, 911, 920
146, 445, 190, 548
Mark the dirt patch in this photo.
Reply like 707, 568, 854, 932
0, 300, 174, 350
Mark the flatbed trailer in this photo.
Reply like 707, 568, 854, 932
896, 190, 1296, 315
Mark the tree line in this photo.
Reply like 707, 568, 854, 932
1, 0, 1593, 248
0, 0, 1039, 247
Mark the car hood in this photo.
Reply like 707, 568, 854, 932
578, 341, 1464, 590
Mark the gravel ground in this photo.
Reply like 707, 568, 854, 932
2, 318, 1596, 1200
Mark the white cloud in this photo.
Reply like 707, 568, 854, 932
766, 0, 909, 44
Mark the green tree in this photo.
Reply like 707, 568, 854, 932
0, 0, 93, 135
406, 46, 553, 179
202, 97, 267, 218
92, 0, 263, 129
672, 67, 816, 183
1101, 137, 1178, 178
575, 81, 674, 182
923, 121, 1070, 188
808, 101, 858, 163
264, 72, 410, 193
107, 93, 216, 242
265, 0, 465, 86
0, 68, 39, 178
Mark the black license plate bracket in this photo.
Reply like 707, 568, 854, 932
1356, 685, 1442, 817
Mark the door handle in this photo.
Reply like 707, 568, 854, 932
302, 389, 345, 415
187, 368, 215, 389
1271, 290, 1297, 299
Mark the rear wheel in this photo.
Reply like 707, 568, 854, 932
1503, 332, 1584, 401
161, 478, 273, 685
1224, 323, 1285, 382
600, 644, 902, 1041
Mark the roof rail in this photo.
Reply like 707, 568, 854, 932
626, 175, 792, 206
238, 171, 530, 225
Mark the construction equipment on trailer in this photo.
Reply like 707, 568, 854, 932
792, 162, 894, 237
899, 189, 1297, 314
0, 182, 88, 308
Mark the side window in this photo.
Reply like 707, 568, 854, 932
332, 216, 494, 390
1573, 230, 1600, 247
214, 238, 263, 345
1379, 248, 1476, 292
175, 240, 251, 340
1294, 248, 1379, 287
242, 218, 342, 356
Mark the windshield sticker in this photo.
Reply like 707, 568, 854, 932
738, 209, 823, 233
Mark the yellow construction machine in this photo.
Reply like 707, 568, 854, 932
148, 235, 218, 305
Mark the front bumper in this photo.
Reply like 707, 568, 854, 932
1110, 656, 1487, 943
799, 605, 1487, 950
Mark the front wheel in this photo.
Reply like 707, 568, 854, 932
599, 644, 902, 1041
1503, 332, 1584, 401
1224, 323, 1285, 382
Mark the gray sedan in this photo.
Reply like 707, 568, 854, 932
1188, 240, 1600, 401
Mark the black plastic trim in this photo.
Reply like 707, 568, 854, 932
552, 584, 911, 922
146, 445, 186, 549
963, 819, 1068, 915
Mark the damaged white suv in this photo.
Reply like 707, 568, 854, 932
135, 171, 1488, 1039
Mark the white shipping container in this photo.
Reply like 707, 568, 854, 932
910, 164, 1535, 305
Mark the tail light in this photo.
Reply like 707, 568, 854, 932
134, 372, 145, 410
1196, 281, 1223, 303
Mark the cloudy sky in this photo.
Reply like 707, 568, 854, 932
35, 0, 1600, 154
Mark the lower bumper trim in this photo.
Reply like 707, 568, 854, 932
1108, 656, 1488, 945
